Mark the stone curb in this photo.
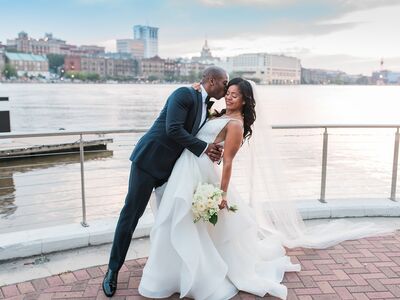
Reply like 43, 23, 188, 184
1, 198, 400, 261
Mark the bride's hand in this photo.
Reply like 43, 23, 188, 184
219, 199, 228, 210
192, 82, 201, 91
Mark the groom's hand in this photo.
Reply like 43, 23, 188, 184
205, 143, 223, 162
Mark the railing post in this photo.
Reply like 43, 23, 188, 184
79, 134, 89, 227
319, 127, 328, 203
390, 128, 400, 201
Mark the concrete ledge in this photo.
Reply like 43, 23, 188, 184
0, 214, 154, 261
296, 198, 400, 219
1, 198, 400, 261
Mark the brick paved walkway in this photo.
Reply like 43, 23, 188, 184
1, 233, 400, 300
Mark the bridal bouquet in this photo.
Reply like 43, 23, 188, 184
192, 183, 238, 225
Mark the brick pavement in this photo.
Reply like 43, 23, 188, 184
2, 233, 400, 300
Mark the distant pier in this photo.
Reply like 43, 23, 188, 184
0, 137, 113, 160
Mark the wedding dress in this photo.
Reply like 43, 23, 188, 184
138, 116, 300, 300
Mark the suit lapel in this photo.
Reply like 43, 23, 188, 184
192, 90, 203, 136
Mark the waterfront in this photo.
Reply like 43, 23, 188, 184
1, 84, 400, 233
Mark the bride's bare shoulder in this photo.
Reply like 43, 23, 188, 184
226, 119, 244, 141
227, 118, 244, 130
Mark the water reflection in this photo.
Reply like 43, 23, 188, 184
0, 150, 113, 218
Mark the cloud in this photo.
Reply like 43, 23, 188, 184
198, 0, 400, 13
257, 20, 359, 36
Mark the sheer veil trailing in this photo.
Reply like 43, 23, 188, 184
152, 81, 397, 249
234, 80, 397, 249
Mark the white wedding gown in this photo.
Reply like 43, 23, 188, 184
138, 117, 301, 300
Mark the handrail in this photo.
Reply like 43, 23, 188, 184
1, 124, 400, 139
1, 124, 399, 227
272, 124, 400, 129
0, 124, 400, 139
0, 128, 148, 139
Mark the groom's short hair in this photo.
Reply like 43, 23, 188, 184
202, 66, 226, 82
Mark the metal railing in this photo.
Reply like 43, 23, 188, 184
272, 124, 400, 203
1, 124, 399, 228
0, 129, 147, 229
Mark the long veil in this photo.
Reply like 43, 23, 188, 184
235, 81, 397, 249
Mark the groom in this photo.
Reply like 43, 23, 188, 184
103, 66, 228, 297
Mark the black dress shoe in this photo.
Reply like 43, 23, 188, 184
102, 269, 118, 297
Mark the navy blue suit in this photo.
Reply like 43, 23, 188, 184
109, 87, 207, 271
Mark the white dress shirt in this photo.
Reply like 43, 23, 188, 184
200, 84, 209, 155
200, 84, 208, 125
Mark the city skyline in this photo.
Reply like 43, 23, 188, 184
1, 0, 400, 75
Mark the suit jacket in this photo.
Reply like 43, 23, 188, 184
130, 87, 207, 180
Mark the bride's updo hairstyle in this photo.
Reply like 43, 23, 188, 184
216, 77, 256, 140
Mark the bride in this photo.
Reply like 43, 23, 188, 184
138, 78, 300, 300
138, 78, 395, 300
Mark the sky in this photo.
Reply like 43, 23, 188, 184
1, 0, 400, 75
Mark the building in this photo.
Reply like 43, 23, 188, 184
164, 58, 179, 80
301, 68, 330, 84
301, 68, 364, 84
79, 45, 105, 56
372, 70, 400, 85
6, 32, 66, 55
0, 48, 5, 79
133, 25, 158, 58
64, 56, 82, 73
64, 55, 138, 78
192, 40, 221, 65
107, 59, 139, 78
177, 59, 210, 79
224, 53, 301, 84
44, 33, 68, 54
5, 52, 49, 78
387, 72, 400, 84
139, 55, 164, 79
6, 32, 104, 57
116, 39, 145, 58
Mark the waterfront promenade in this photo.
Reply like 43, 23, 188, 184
1, 231, 400, 300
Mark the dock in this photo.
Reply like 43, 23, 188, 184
0, 136, 113, 160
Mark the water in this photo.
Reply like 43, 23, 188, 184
1, 83, 400, 233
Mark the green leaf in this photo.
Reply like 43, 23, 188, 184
228, 205, 238, 212
209, 213, 218, 226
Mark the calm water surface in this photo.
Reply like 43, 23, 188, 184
1, 83, 400, 233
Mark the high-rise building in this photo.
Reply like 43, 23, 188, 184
116, 39, 145, 58
133, 25, 158, 58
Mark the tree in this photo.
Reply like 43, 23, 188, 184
356, 76, 370, 85
188, 70, 200, 83
86, 73, 100, 81
47, 54, 66, 74
148, 75, 159, 82
65, 71, 100, 82
2, 63, 18, 79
